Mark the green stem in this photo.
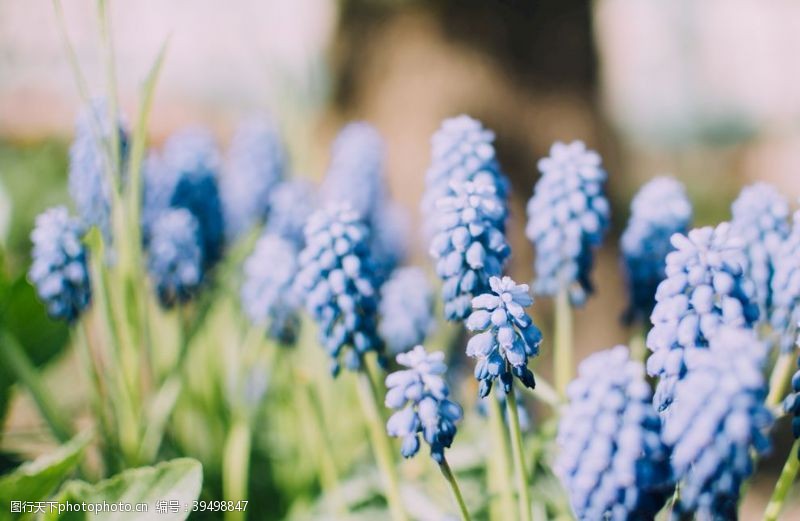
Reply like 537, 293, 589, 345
554, 290, 573, 396
354, 370, 407, 521
763, 439, 800, 521
223, 416, 252, 521
487, 394, 516, 520
0, 332, 72, 442
767, 352, 795, 408
439, 457, 471, 521
506, 385, 531, 521
75, 324, 113, 451
628, 325, 647, 364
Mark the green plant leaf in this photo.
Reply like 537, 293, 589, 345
44, 458, 202, 521
0, 431, 91, 519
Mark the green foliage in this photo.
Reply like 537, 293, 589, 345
44, 458, 202, 521
0, 431, 91, 520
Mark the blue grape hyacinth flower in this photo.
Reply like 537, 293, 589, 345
429, 176, 510, 321
378, 267, 435, 354
526, 141, 610, 306
556, 346, 672, 521
265, 179, 316, 248
621, 177, 692, 324
422, 115, 508, 216
69, 99, 128, 244
295, 204, 384, 375
241, 233, 301, 344
146, 208, 204, 308
465, 276, 542, 397
221, 118, 286, 241
770, 210, 800, 353
385, 345, 463, 463
782, 327, 800, 460
730, 182, 789, 320
661, 327, 772, 520
28, 207, 92, 322
160, 127, 226, 268
646, 223, 758, 411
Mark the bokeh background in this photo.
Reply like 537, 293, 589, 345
2, 0, 800, 517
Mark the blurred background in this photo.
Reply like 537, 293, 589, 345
2, 0, 800, 517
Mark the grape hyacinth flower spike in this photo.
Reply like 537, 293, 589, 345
221, 118, 286, 240
466, 276, 542, 398
28, 207, 92, 322
661, 327, 772, 520
770, 210, 800, 353
146, 208, 204, 308
646, 223, 758, 411
525, 140, 610, 306
265, 179, 316, 248
378, 267, 435, 355
621, 177, 692, 324
429, 176, 510, 321
556, 346, 672, 520
730, 182, 789, 321
241, 233, 301, 344
295, 204, 384, 375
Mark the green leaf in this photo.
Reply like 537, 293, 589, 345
0, 431, 91, 519
44, 458, 202, 521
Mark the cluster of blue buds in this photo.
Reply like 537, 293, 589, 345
68, 99, 128, 245
621, 177, 692, 324
730, 183, 789, 320
646, 223, 758, 411
661, 327, 772, 520
385, 345, 463, 463
556, 346, 671, 521
770, 211, 800, 353
465, 276, 542, 397
28, 207, 92, 322
429, 177, 510, 321
525, 141, 610, 306
241, 233, 301, 344
783, 328, 800, 460
295, 204, 384, 375
221, 118, 286, 241
422, 115, 508, 215
146, 208, 204, 308
265, 179, 316, 248
378, 267, 435, 354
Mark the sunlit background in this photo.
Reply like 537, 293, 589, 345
2, 0, 800, 518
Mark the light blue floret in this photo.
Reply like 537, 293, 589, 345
621, 177, 692, 324
146, 208, 204, 308
429, 176, 510, 321
221, 118, 286, 240
770, 210, 800, 353
265, 179, 316, 248
730, 182, 789, 321
646, 223, 759, 411
28, 207, 92, 322
378, 267, 435, 354
385, 345, 463, 463
295, 204, 384, 375
526, 141, 610, 306
556, 346, 671, 521
465, 276, 542, 397
241, 232, 302, 344
661, 327, 772, 520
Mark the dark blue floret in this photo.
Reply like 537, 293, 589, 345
621, 177, 692, 324
241, 233, 302, 344
556, 346, 672, 521
465, 276, 542, 397
28, 207, 92, 322
661, 327, 772, 520
221, 118, 286, 241
526, 141, 610, 306
378, 267, 435, 355
385, 346, 463, 463
646, 223, 759, 411
295, 204, 384, 375
68, 99, 128, 245
146, 208, 204, 308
